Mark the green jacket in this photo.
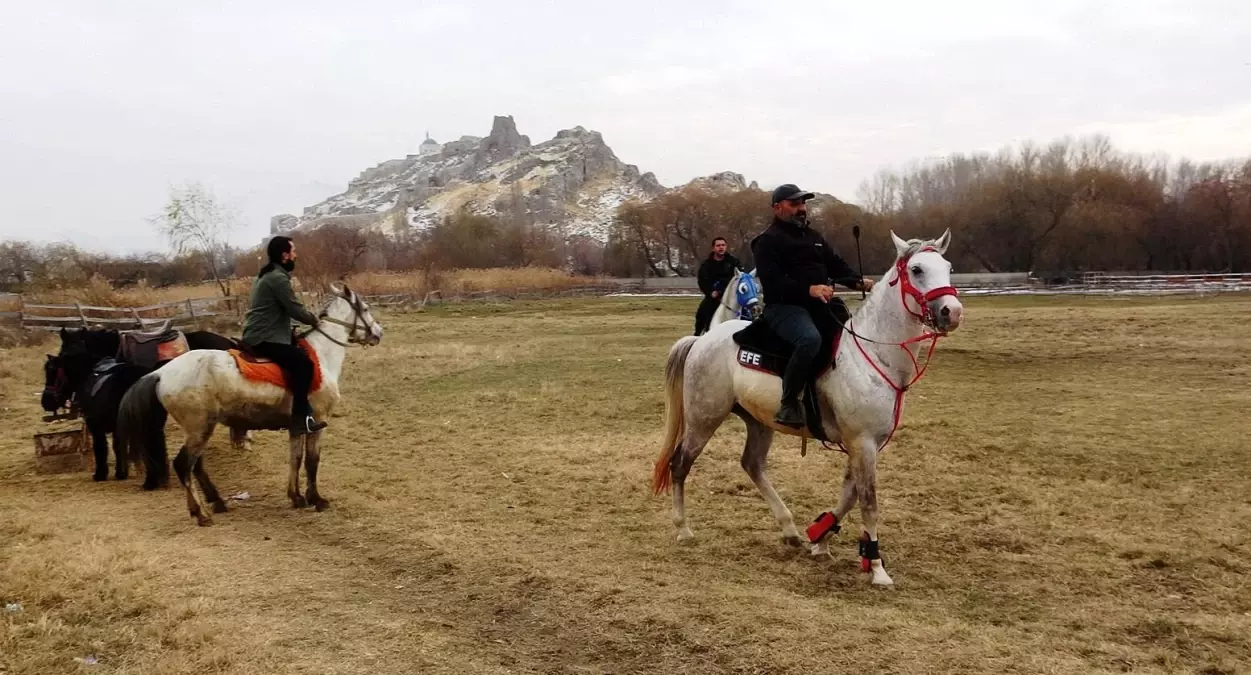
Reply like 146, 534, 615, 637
241, 267, 320, 346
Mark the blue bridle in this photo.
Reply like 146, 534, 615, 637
730, 269, 762, 321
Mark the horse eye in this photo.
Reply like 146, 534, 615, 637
910, 266, 923, 275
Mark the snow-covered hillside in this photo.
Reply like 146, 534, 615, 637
271, 116, 670, 242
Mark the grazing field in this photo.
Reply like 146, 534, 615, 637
2, 294, 1249, 675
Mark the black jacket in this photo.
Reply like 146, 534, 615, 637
697, 253, 741, 297
751, 218, 862, 306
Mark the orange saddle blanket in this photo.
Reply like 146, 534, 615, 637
227, 340, 323, 393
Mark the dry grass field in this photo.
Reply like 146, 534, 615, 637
2, 294, 1249, 674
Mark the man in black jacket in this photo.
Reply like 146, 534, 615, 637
751, 184, 874, 428
694, 237, 741, 335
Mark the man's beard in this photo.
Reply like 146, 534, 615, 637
281, 260, 296, 272
789, 211, 808, 226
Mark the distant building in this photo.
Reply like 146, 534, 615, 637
419, 132, 441, 157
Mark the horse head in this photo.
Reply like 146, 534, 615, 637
58, 327, 90, 359
41, 354, 72, 412
888, 228, 963, 334
732, 268, 763, 321
325, 282, 384, 346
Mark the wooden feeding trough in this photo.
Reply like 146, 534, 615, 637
34, 422, 91, 474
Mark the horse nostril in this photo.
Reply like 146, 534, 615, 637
941, 307, 951, 317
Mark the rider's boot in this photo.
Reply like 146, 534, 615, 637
289, 402, 328, 436
773, 363, 806, 428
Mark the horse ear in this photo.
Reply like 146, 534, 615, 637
934, 228, 952, 255
329, 281, 344, 295
890, 230, 909, 258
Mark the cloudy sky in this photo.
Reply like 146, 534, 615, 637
2, 0, 1248, 253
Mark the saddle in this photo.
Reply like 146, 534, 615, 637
119, 322, 189, 370
731, 300, 850, 441
88, 357, 128, 398
227, 339, 324, 393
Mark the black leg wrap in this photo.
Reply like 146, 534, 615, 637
859, 537, 881, 561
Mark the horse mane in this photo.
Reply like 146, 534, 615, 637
896, 238, 940, 260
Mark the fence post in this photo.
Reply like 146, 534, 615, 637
74, 302, 88, 328
130, 307, 143, 329
186, 298, 197, 322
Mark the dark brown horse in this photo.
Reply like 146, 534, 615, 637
42, 327, 250, 481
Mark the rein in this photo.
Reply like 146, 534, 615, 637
827, 247, 958, 455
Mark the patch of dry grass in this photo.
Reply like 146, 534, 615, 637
2, 294, 1250, 674
346, 267, 601, 297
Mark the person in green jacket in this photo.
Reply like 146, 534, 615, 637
241, 236, 327, 436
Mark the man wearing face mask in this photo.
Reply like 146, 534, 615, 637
241, 235, 327, 436
750, 185, 875, 428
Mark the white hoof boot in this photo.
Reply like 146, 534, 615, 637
676, 526, 695, 543
810, 541, 831, 558
869, 559, 894, 586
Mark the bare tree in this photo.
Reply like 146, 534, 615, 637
150, 182, 240, 296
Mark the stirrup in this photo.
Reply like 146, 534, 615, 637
291, 415, 327, 436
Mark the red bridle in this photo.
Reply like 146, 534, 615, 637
888, 247, 959, 328
836, 247, 959, 456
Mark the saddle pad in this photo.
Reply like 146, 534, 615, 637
227, 339, 323, 393
735, 332, 842, 379
736, 347, 791, 378
120, 330, 188, 369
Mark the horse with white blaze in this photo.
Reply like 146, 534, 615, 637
651, 230, 964, 586
117, 283, 383, 527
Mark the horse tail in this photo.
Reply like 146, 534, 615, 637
117, 373, 169, 490
652, 335, 698, 495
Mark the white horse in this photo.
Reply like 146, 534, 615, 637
118, 283, 383, 526
651, 230, 963, 585
705, 267, 763, 329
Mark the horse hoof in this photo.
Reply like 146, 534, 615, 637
92, 473, 107, 482
676, 528, 695, 544
291, 495, 308, 509
782, 534, 803, 548
212, 501, 229, 514
312, 498, 331, 512
115, 472, 128, 481
195, 515, 214, 527
869, 560, 894, 586
810, 541, 831, 558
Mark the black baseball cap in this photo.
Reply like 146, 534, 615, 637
771, 184, 815, 204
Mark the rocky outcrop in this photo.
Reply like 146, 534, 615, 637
271, 116, 777, 242
272, 116, 667, 241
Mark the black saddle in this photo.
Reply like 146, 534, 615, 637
88, 357, 127, 398
731, 299, 851, 441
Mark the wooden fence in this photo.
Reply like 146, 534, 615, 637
3, 295, 232, 331
4, 271, 1250, 332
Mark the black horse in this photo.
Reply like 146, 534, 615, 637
41, 326, 241, 481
